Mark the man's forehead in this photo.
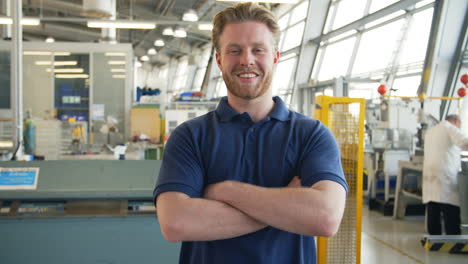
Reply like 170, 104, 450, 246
225, 42, 269, 47
217, 21, 277, 51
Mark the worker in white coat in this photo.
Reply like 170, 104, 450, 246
423, 114, 468, 235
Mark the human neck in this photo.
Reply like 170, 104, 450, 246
227, 93, 275, 123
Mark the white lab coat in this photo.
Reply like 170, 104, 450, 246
422, 120, 468, 206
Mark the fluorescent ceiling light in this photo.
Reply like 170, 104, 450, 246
147, 48, 157, 55
87, 20, 156, 29
24, 51, 70, 56
0, 140, 14, 148
111, 69, 126, 72
162, 27, 174, 36
108, 60, 126, 65
140, 55, 149, 61
112, 74, 126, 79
154, 39, 165, 47
53, 52, 70, 56
174, 27, 187, 38
183, 9, 198, 22
24, 51, 51, 55
46, 68, 84, 73
45, 37, 55, 43
135, 61, 142, 67
55, 74, 89, 79
198, 24, 213, 30
0, 17, 40, 25
22, 18, 40, 25
35, 61, 77, 66
105, 52, 126, 56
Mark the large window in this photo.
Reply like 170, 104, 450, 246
351, 20, 404, 75
272, 55, 297, 97
311, 0, 434, 99
192, 47, 212, 91
172, 57, 188, 93
278, 1, 308, 53
271, 0, 309, 99
331, 0, 367, 31
398, 8, 433, 65
315, 37, 356, 81
369, 0, 399, 13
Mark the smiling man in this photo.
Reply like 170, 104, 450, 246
154, 3, 348, 264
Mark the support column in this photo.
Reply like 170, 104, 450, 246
11, 0, 23, 158
290, 0, 331, 108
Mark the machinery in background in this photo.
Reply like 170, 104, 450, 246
164, 101, 217, 142
29, 119, 88, 160
0, 160, 180, 263
393, 111, 439, 220
367, 84, 464, 216
365, 98, 417, 215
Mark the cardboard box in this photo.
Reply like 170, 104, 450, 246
130, 108, 160, 143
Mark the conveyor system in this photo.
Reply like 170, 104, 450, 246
0, 160, 180, 264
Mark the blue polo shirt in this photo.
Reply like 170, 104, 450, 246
154, 96, 347, 264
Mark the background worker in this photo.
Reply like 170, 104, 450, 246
423, 114, 468, 235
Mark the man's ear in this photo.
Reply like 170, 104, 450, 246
273, 50, 280, 64
215, 52, 222, 68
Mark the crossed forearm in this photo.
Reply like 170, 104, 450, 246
158, 179, 344, 242
204, 180, 345, 237
157, 192, 266, 242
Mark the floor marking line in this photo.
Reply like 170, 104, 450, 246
365, 232, 425, 264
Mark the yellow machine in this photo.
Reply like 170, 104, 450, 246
314, 95, 365, 264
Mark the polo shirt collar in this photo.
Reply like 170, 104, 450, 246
270, 96, 290, 121
216, 97, 240, 122
215, 96, 290, 122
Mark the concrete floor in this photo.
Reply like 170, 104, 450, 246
361, 207, 467, 264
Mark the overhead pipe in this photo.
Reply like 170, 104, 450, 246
98, 0, 117, 43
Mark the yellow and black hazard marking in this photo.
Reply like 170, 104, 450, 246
421, 238, 468, 254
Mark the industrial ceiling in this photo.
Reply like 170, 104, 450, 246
11, 0, 238, 66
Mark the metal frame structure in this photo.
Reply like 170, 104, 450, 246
314, 95, 365, 264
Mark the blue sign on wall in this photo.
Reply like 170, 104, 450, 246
0, 168, 39, 190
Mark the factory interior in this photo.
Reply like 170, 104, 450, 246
0, 0, 467, 263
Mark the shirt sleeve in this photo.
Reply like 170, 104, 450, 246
153, 124, 205, 204
299, 121, 348, 193
446, 123, 468, 149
